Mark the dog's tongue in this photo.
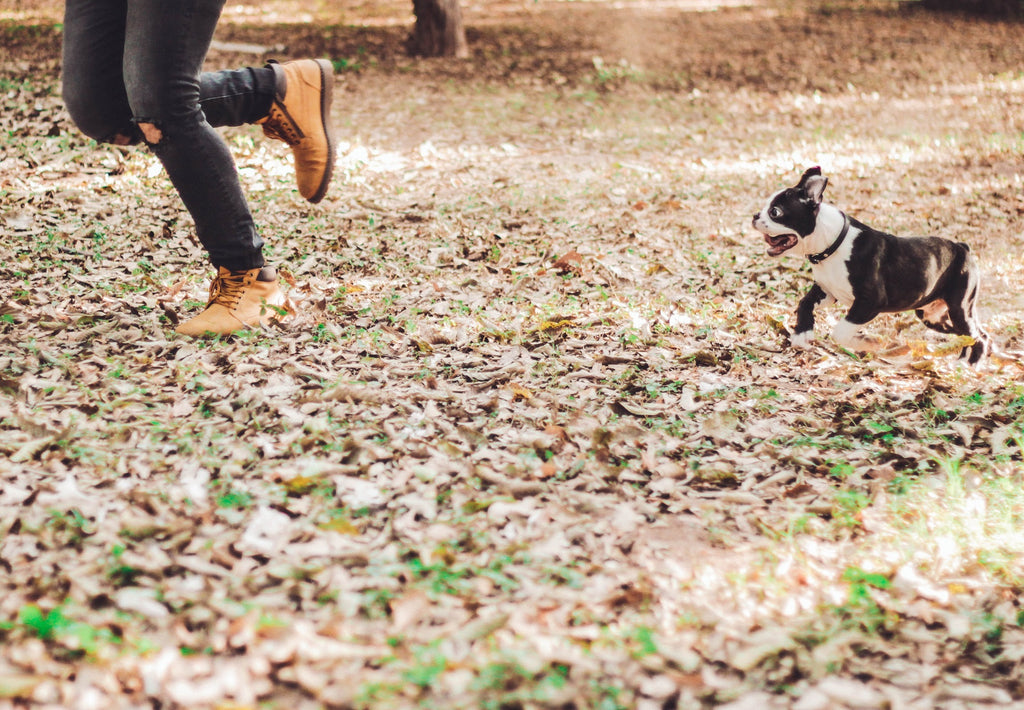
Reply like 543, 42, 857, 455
765, 233, 797, 256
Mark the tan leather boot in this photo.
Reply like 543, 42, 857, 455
175, 266, 286, 336
258, 59, 336, 204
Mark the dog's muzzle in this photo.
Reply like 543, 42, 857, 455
753, 215, 799, 256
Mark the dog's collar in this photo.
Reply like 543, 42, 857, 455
808, 213, 850, 265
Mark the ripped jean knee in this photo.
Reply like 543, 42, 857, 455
131, 108, 204, 149
135, 121, 164, 144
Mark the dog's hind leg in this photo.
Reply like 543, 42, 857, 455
944, 257, 989, 364
949, 297, 989, 364
916, 299, 958, 334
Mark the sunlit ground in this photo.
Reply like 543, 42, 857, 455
3, 1, 1024, 706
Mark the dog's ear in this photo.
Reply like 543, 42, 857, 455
798, 166, 828, 205
798, 166, 822, 184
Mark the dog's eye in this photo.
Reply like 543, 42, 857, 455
769, 206, 783, 219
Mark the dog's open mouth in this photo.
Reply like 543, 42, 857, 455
764, 233, 798, 256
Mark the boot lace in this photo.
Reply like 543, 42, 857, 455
262, 104, 302, 146
207, 271, 252, 310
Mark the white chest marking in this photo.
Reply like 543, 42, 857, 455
810, 228, 859, 306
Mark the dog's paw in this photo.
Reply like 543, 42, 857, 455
790, 331, 814, 349
832, 320, 882, 353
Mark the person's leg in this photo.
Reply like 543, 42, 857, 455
199, 67, 276, 128
61, 0, 139, 145
199, 60, 337, 205
122, 0, 263, 272
122, 0, 287, 336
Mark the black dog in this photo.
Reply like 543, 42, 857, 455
752, 167, 988, 364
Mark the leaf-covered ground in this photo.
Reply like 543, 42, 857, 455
3, 1, 1024, 707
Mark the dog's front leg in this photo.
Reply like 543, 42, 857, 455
792, 284, 832, 349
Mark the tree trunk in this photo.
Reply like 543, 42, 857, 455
411, 0, 469, 58
919, 0, 1021, 16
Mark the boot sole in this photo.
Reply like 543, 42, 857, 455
307, 59, 336, 204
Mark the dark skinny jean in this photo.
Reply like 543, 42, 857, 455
62, 0, 278, 271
